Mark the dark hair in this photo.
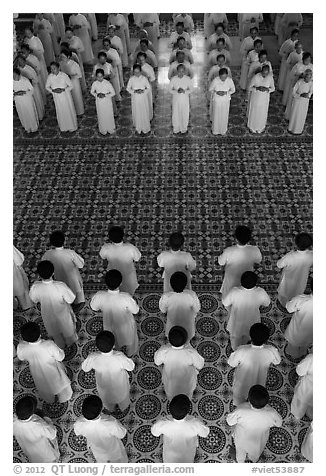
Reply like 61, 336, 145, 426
241, 271, 258, 289
259, 49, 268, 58
13, 67, 21, 76
291, 28, 300, 37
250, 26, 258, 33
250, 323, 270, 346
254, 39, 263, 47
82, 395, 102, 420
219, 67, 228, 76
104, 269, 122, 290
50, 230, 65, 247
295, 232, 312, 250
176, 21, 184, 28
216, 54, 225, 61
133, 63, 142, 72
95, 330, 115, 353
103, 37, 111, 45
217, 37, 226, 45
140, 39, 149, 46
169, 394, 191, 419
16, 55, 25, 62
108, 225, 124, 243
235, 225, 252, 245
170, 272, 188, 292
302, 52, 311, 62
169, 232, 184, 250
98, 51, 107, 59
37, 260, 54, 279
15, 396, 37, 420
65, 27, 73, 33
50, 61, 60, 69
137, 52, 147, 60
177, 64, 185, 71
177, 36, 185, 43
96, 68, 105, 76
168, 326, 188, 347
176, 50, 185, 57
62, 48, 72, 58
216, 22, 225, 30
261, 65, 270, 73
248, 385, 269, 408
20, 44, 31, 52
21, 322, 41, 343
60, 42, 70, 50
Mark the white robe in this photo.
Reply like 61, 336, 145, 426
239, 36, 262, 89
13, 245, 32, 309
24, 36, 48, 85
204, 13, 228, 38
68, 14, 94, 63
248, 73, 275, 133
226, 403, 282, 463
17, 339, 71, 402
126, 75, 151, 133
13, 414, 59, 463
168, 61, 193, 80
82, 13, 98, 40
173, 14, 194, 33
151, 416, 209, 463
222, 286, 271, 349
59, 60, 84, 116
301, 422, 313, 462
277, 250, 313, 306
228, 344, 281, 406
140, 64, 155, 119
42, 248, 85, 304
99, 242, 141, 295
279, 13, 303, 46
169, 31, 192, 50
209, 77, 235, 135
33, 18, 56, 66
102, 48, 122, 99
64, 35, 87, 90
282, 62, 313, 107
285, 294, 313, 350
207, 33, 233, 51
25, 53, 46, 101
208, 65, 232, 83
291, 353, 313, 419
90, 79, 116, 134
154, 344, 204, 399
90, 290, 139, 355
19, 64, 45, 120
287, 79, 313, 133
136, 14, 160, 53
278, 39, 296, 90
46, 72, 78, 132
238, 13, 263, 39
13, 77, 39, 133
159, 290, 200, 340
29, 279, 77, 349
74, 415, 127, 463
208, 48, 231, 67
82, 351, 134, 409
107, 14, 130, 67
157, 250, 196, 293
169, 75, 193, 133
218, 244, 262, 299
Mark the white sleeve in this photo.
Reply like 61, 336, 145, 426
227, 349, 241, 368
159, 294, 168, 313
90, 293, 101, 311
151, 420, 165, 437
81, 355, 94, 372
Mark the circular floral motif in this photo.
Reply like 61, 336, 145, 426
85, 316, 103, 336
116, 127, 132, 137
54, 423, 64, 445
199, 294, 218, 313
141, 316, 164, 336
73, 394, 89, 417
283, 345, 303, 363
199, 426, 226, 453
18, 367, 35, 388
137, 367, 161, 390
68, 429, 88, 452
135, 395, 161, 420
142, 294, 161, 313
298, 427, 309, 447
42, 400, 68, 418
266, 367, 284, 391
198, 367, 222, 390
78, 128, 94, 139
227, 368, 235, 387
198, 396, 224, 420
269, 395, 288, 419
109, 405, 131, 419
197, 341, 221, 362
81, 340, 98, 359
68, 458, 89, 463
196, 317, 219, 337
229, 126, 247, 137
139, 341, 161, 362
267, 125, 285, 136
78, 369, 96, 389
41, 128, 58, 138
266, 427, 292, 454
133, 425, 160, 452
13, 315, 27, 336
288, 368, 299, 388
137, 459, 155, 463
64, 343, 78, 361
280, 316, 291, 334
261, 316, 276, 337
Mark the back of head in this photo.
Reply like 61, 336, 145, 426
235, 225, 252, 245
169, 394, 191, 419
108, 225, 124, 243
15, 396, 37, 420
21, 322, 41, 343
168, 326, 188, 347
95, 330, 115, 353
249, 323, 270, 346
37, 260, 54, 279
82, 395, 102, 420
104, 269, 122, 290
248, 385, 269, 408
295, 232, 312, 250
170, 271, 187, 292
241, 271, 258, 289
49, 230, 65, 247
169, 232, 184, 251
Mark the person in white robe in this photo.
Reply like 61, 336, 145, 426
19, 44, 47, 102
68, 13, 94, 64
218, 225, 262, 300
274, 13, 283, 42
159, 271, 200, 340
106, 25, 124, 59
17, 321, 72, 403
277, 232, 313, 306
14, 396, 59, 463
301, 422, 313, 462
228, 323, 281, 405
154, 326, 204, 400
244, 39, 263, 90
91, 69, 116, 135
222, 272, 271, 350
239, 27, 262, 90
238, 13, 263, 40
284, 287, 313, 357
101, 38, 123, 100
204, 14, 228, 38
168, 52, 193, 80
136, 52, 155, 120
33, 14, 57, 66
151, 394, 209, 463
208, 55, 232, 83
133, 29, 156, 57
132, 39, 158, 68
29, 260, 78, 349
74, 395, 128, 463
169, 23, 192, 50
44, 13, 65, 41
173, 13, 194, 32
206, 24, 233, 51
59, 49, 84, 116
277, 29, 300, 91
82, 13, 98, 40
291, 353, 313, 420
82, 331, 135, 411
282, 42, 304, 107
157, 232, 196, 293
42, 230, 85, 309
247, 65, 275, 133
91, 270, 139, 356
13, 68, 39, 133
127, 64, 151, 134
287, 71, 313, 134
169, 37, 194, 64
227, 385, 282, 463
135, 14, 160, 54
207, 39, 231, 67
169, 64, 193, 134
278, 13, 303, 46
246, 50, 273, 97
99, 225, 141, 295
46, 62, 78, 132
107, 14, 131, 67
209, 68, 235, 135
62, 28, 87, 91
13, 244, 32, 310
24, 28, 48, 85
16, 55, 45, 121
282, 49, 311, 106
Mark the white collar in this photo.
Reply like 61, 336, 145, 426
42, 279, 53, 284
107, 289, 119, 294
251, 344, 264, 348
171, 345, 184, 349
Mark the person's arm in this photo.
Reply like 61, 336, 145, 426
229, 79, 236, 95
16, 344, 25, 362
64, 74, 73, 92
192, 349, 205, 370
128, 296, 140, 315
151, 420, 164, 437
50, 341, 65, 362
261, 289, 271, 308
187, 254, 196, 270
29, 285, 39, 304
270, 346, 281, 366
285, 296, 299, 314
62, 283, 75, 304
192, 293, 201, 313
154, 347, 164, 366
222, 290, 232, 308
196, 421, 210, 438
218, 250, 227, 266
226, 409, 239, 426
168, 65, 175, 80
296, 355, 312, 377
292, 81, 301, 99
90, 293, 100, 311
72, 251, 84, 268
122, 355, 135, 372
227, 349, 241, 368
126, 78, 135, 95
276, 254, 287, 270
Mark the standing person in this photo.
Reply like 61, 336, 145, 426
168, 51, 193, 80
33, 14, 57, 66
101, 38, 123, 100
91, 68, 116, 135
99, 225, 141, 296
45, 62, 78, 132
227, 324, 281, 406
207, 23, 233, 51
278, 29, 300, 91
218, 225, 262, 300
82, 13, 98, 40
46, 13, 65, 41
209, 68, 235, 135
238, 13, 263, 40
23, 27, 48, 85
159, 271, 200, 341
62, 27, 87, 91
222, 272, 271, 350
247, 50, 273, 96
136, 52, 155, 120
173, 13, 194, 33
204, 13, 228, 38
106, 25, 124, 59
59, 49, 84, 116
42, 230, 85, 312
19, 44, 47, 101
277, 232, 313, 306
151, 394, 209, 463
13, 396, 60, 463
291, 353, 313, 420
208, 54, 232, 83
154, 326, 204, 400
239, 27, 262, 90
282, 41, 304, 104
207, 38, 231, 67
107, 13, 131, 67
16, 55, 45, 121
68, 13, 94, 64
169, 22, 192, 50
135, 14, 160, 54
169, 64, 193, 134
74, 395, 128, 463
286, 70, 313, 134
17, 322, 73, 403
13, 68, 39, 133
247, 65, 275, 134
245, 38, 263, 90
282, 52, 313, 107
279, 13, 303, 46
29, 260, 78, 349
132, 39, 158, 68
126, 64, 151, 135
226, 385, 282, 463
169, 37, 194, 64
13, 245, 32, 311
82, 331, 135, 411
90, 270, 139, 356
157, 232, 196, 293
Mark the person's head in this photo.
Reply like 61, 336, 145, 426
24, 27, 34, 39
250, 26, 258, 38
294, 41, 303, 53
50, 62, 60, 75
176, 22, 185, 34
104, 269, 122, 290
303, 69, 312, 82
235, 225, 252, 245
15, 396, 37, 420
82, 395, 103, 420
16, 55, 26, 68
168, 326, 188, 347
49, 230, 65, 248
137, 52, 147, 66
60, 42, 70, 51
216, 38, 226, 50
107, 25, 116, 38
248, 385, 269, 409
176, 50, 185, 64
65, 27, 74, 40
253, 39, 263, 51
108, 225, 124, 243
13, 67, 21, 81
290, 28, 300, 41
96, 68, 105, 81
140, 39, 149, 51
258, 49, 268, 63
241, 271, 258, 289
219, 67, 228, 81
177, 63, 185, 77
20, 44, 32, 57
95, 330, 115, 353
60, 49, 72, 61
21, 321, 41, 343
37, 260, 54, 280
98, 51, 107, 65
170, 271, 188, 293
261, 64, 270, 77
250, 323, 270, 346
176, 36, 186, 49
216, 54, 226, 67
169, 232, 184, 251
215, 23, 225, 36
133, 63, 142, 76
169, 394, 191, 420
138, 29, 148, 40
103, 38, 111, 50
295, 232, 312, 250
302, 52, 312, 65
